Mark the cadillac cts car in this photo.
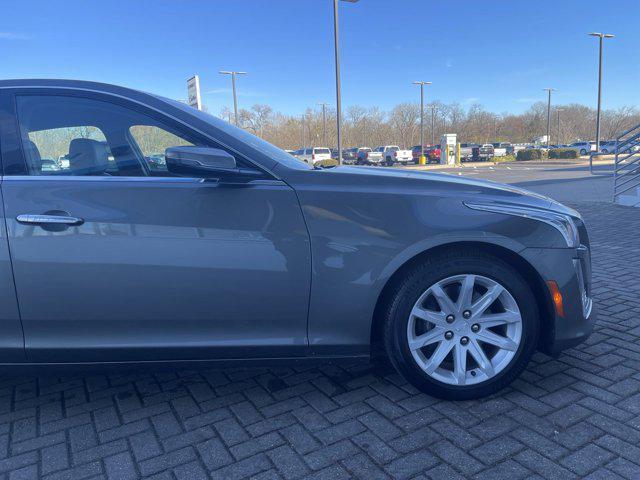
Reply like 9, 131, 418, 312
0, 80, 594, 399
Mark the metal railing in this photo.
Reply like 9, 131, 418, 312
612, 123, 640, 203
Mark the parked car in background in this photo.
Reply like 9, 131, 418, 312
599, 140, 640, 154
341, 147, 359, 165
58, 154, 70, 169
568, 142, 591, 156
460, 143, 480, 162
297, 147, 332, 165
379, 145, 413, 166
425, 145, 441, 163
356, 147, 383, 165
411, 145, 430, 163
40, 158, 61, 172
479, 144, 495, 159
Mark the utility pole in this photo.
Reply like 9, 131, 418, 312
588, 32, 614, 153
413, 81, 432, 163
332, 0, 359, 164
219, 71, 247, 126
557, 108, 564, 146
543, 88, 556, 147
317, 103, 329, 146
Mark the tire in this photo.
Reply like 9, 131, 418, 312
383, 249, 540, 400
580, 149, 587, 155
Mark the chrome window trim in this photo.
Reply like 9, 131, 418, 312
1, 175, 287, 187
0, 84, 281, 181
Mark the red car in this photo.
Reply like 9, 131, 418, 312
425, 145, 441, 163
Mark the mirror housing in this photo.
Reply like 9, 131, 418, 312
165, 146, 237, 177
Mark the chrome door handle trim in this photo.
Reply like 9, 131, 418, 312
16, 214, 84, 226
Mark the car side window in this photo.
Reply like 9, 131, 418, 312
15, 95, 206, 177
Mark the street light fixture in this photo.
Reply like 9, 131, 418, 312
413, 81, 432, 163
542, 88, 556, 148
588, 32, 614, 154
317, 102, 329, 146
219, 71, 247, 126
333, 0, 359, 164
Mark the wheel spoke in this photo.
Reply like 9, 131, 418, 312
467, 340, 494, 377
411, 306, 447, 327
476, 310, 521, 328
424, 340, 454, 374
474, 329, 518, 351
408, 328, 444, 351
457, 275, 475, 310
453, 344, 467, 385
430, 284, 457, 313
470, 284, 503, 316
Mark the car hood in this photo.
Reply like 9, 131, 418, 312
308, 165, 580, 218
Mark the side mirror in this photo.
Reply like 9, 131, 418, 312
165, 146, 237, 177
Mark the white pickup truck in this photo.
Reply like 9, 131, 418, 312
378, 145, 413, 166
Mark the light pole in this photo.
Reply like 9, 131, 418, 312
588, 33, 614, 153
317, 102, 329, 146
431, 105, 436, 145
333, 0, 359, 164
413, 81, 431, 163
543, 88, 556, 147
219, 71, 247, 126
556, 108, 564, 146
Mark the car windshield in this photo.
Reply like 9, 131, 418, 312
314, 148, 331, 154
160, 97, 312, 170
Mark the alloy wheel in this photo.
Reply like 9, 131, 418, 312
406, 274, 523, 386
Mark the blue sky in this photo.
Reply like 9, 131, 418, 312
1, 0, 638, 116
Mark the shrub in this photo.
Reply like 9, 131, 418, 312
493, 154, 516, 163
317, 158, 339, 168
548, 148, 579, 159
516, 149, 543, 161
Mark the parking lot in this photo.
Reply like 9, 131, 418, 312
1, 162, 639, 480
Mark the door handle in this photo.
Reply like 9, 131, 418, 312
16, 214, 84, 226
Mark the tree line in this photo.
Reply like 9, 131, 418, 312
219, 101, 639, 150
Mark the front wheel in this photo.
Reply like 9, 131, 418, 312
580, 149, 587, 155
383, 250, 539, 400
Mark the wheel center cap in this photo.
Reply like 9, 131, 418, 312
455, 322, 470, 333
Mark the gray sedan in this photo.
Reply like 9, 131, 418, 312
0, 80, 594, 400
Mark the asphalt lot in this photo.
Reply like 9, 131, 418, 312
408, 160, 615, 203
1, 160, 639, 480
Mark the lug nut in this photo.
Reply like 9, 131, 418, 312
471, 324, 480, 333
463, 310, 472, 319
445, 314, 455, 324
444, 331, 454, 340
460, 336, 469, 346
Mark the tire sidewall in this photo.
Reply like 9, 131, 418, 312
385, 254, 540, 400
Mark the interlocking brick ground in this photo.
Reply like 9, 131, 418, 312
0, 201, 639, 479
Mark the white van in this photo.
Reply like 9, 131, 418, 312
298, 147, 332, 165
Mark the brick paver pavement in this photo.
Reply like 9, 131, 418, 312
0, 201, 639, 479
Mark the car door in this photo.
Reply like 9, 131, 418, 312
0, 89, 311, 363
0, 93, 25, 362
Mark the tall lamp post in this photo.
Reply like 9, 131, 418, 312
413, 81, 432, 163
543, 88, 556, 147
317, 102, 329, 146
588, 32, 614, 154
333, 0, 359, 164
556, 108, 564, 146
219, 71, 247, 126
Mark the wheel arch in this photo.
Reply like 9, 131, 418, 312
369, 241, 554, 356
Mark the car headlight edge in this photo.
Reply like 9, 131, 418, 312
464, 201, 580, 248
